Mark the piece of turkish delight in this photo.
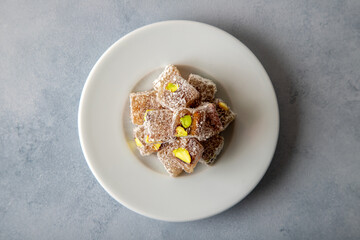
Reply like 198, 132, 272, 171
130, 90, 163, 125
188, 74, 217, 102
133, 125, 162, 156
214, 98, 236, 130
156, 75, 199, 110
157, 138, 204, 175
157, 153, 183, 177
200, 134, 224, 165
143, 109, 174, 142
202, 102, 223, 137
153, 64, 181, 91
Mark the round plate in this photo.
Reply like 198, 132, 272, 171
78, 20, 279, 222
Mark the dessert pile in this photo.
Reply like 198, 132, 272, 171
130, 65, 236, 177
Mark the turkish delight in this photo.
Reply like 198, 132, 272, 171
214, 98, 236, 130
133, 125, 162, 156
157, 138, 204, 175
129, 65, 237, 177
130, 90, 163, 125
143, 109, 174, 142
156, 75, 199, 110
188, 74, 217, 102
153, 64, 181, 91
200, 134, 224, 165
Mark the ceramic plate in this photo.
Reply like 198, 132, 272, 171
78, 20, 279, 222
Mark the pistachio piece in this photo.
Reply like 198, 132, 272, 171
175, 126, 188, 137
166, 83, 179, 92
134, 138, 142, 147
152, 143, 161, 150
143, 109, 153, 121
180, 115, 192, 128
173, 148, 191, 164
218, 101, 229, 111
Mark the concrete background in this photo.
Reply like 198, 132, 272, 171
1, 0, 359, 239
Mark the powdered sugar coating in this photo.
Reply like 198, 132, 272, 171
143, 109, 174, 142
200, 134, 224, 165
214, 98, 237, 130
130, 90, 163, 125
156, 75, 200, 110
188, 74, 217, 102
157, 138, 204, 174
153, 65, 181, 91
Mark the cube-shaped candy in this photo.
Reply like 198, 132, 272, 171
156, 75, 200, 110
143, 109, 174, 142
130, 90, 163, 125
214, 98, 236, 130
188, 74, 217, 102
157, 152, 183, 177
153, 64, 181, 91
133, 126, 163, 156
200, 134, 224, 165
157, 138, 204, 176
172, 103, 223, 141
202, 102, 224, 137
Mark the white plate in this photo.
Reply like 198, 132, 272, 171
78, 20, 279, 222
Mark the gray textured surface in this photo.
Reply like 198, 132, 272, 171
1, 0, 359, 239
